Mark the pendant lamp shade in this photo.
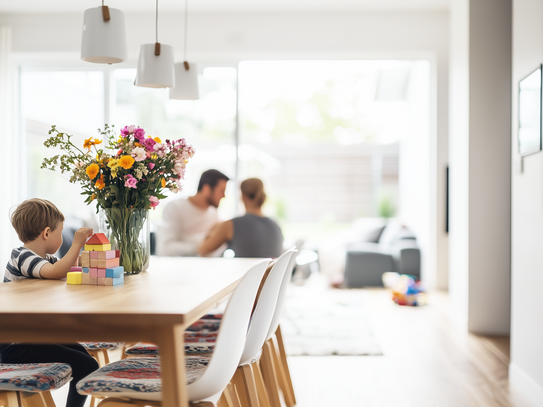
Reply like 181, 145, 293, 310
135, 43, 175, 88
170, 62, 199, 100
81, 6, 127, 64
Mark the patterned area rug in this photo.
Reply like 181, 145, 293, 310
281, 277, 383, 356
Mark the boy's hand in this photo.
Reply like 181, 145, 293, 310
73, 227, 94, 249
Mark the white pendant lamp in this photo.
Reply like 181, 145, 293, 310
81, 2, 127, 64
135, 0, 175, 88
170, 0, 199, 99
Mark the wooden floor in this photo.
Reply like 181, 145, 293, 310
287, 288, 532, 407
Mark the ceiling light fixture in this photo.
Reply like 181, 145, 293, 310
81, 1, 127, 64
135, 0, 175, 88
169, 0, 199, 100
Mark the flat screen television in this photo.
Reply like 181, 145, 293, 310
518, 64, 543, 156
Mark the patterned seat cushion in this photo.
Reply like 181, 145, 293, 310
80, 342, 123, 350
186, 316, 222, 333
0, 363, 72, 392
125, 334, 217, 356
76, 356, 211, 401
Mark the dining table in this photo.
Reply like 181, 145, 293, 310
0, 256, 269, 407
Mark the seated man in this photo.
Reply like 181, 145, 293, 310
156, 169, 229, 256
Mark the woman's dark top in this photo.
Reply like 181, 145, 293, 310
228, 214, 284, 258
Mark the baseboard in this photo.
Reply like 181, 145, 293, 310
509, 363, 543, 407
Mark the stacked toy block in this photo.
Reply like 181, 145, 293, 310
67, 233, 124, 286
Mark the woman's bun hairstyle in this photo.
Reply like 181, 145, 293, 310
240, 178, 266, 207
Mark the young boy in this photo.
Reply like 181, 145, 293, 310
2, 198, 99, 407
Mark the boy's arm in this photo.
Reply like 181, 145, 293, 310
39, 228, 93, 280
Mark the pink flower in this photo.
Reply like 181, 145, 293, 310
134, 128, 145, 143
124, 174, 138, 189
149, 196, 160, 209
148, 162, 155, 170
120, 126, 130, 137
143, 137, 156, 151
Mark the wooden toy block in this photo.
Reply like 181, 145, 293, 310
90, 258, 98, 268
97, 268, 106, 278
89, 268, 98, 278
98, 258, 120, 269
112, 276, 124, 286
89, 251, 99, 259
97, 278, 108, 286
104, 277, 113, 286
105, 266, 124, 278
82, 267, 90, 274
89, 277, 98, 285
82, 272, 91, 285
67, 272, 82, 285
81, 252, 90, 267
70, 266, 82, 272
115, 250, 120, 258
84, 244, 112, 252
97, 250, 116, 260
86, 233, 110, 245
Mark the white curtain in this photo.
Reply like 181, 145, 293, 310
0, 26, 19, 277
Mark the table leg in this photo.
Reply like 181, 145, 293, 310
155, 325, 188, 407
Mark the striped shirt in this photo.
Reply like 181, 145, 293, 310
4, 247, 58, 283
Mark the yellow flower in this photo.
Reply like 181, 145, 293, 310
108, 159, 120, 168
86, 163, 99, 180
151, 154, 158, 160
154, 137, 162, 143
95, 173, 105, 190
119, 155, 135, 170
161, 178, 166, 188
84, 138, 102, 151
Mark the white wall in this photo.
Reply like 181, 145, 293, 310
0, 10, 450, 288
449, 0, 512, 334
510, 1, 543, 405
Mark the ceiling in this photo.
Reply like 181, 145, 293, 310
0, 0, 449, 14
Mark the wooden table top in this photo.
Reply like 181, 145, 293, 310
0, 256, 268, 342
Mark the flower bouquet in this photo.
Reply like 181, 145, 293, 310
41, 124, 195, 274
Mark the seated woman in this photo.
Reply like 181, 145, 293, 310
198, 178, 283, 258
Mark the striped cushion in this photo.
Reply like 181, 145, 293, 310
80, 342, 122, 350
186, 316, 222, 333
0, 363, 72, 392
125, 335, 217, 356
76, 356, 211, 401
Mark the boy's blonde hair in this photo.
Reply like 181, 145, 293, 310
11, 198, 65, 243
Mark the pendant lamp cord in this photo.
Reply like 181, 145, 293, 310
156, 0, 159, 43
184, 0, 188, 61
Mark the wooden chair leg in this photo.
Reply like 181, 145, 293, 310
0, 391, 21, 407
18, 392, 49, 407
260, 341, 281, 407
269, 336, 294, 407
226, 382, 242, 407
232, 365, 260, 407
252, 361, 271, 407
39, 391, 55, 407
275, 325, 296, 406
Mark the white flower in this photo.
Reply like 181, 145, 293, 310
132, 147, 146, 162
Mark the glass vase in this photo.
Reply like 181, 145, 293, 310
99, 208, 150, 275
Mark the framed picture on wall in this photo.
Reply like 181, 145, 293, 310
518, 64, 543, 156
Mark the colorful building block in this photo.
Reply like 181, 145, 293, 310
97, 250, 116, 260
82, 268, 90, 274
97, 268, 106, 278
105, 266, 124, 278
81, 272, 90, 285
89, 268, 98, 278
84, 244, 112, 252
90, 258, 98, 268
89, 277, 98, 285
70, 266, 82, 272
67, 272, 82, 285
97, 278, 108, 286
111, 275, 124, 286
89, 251, 99, 259
115, 250, 120, 258
80, 252, 90, 267
86, 233, 110, 245
98, 258, 120, 269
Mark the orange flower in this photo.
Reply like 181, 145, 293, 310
154, 137, 162, 143
134, 142, 141, 147
83, 138, 102, 151
90, 193, 96, 202
119, 155, 135, 170
86, 163, 99, 179
161, 178, 166, 188
95, 173, 105, 190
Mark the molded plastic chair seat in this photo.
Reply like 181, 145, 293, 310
77, 356, 211, 401
0, 363, 72, 392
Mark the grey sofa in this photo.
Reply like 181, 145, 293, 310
344, 224, 420, 288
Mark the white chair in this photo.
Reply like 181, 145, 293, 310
76, 259, 271, 407
259, 250, 299, 407
232, 248, 296, 407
